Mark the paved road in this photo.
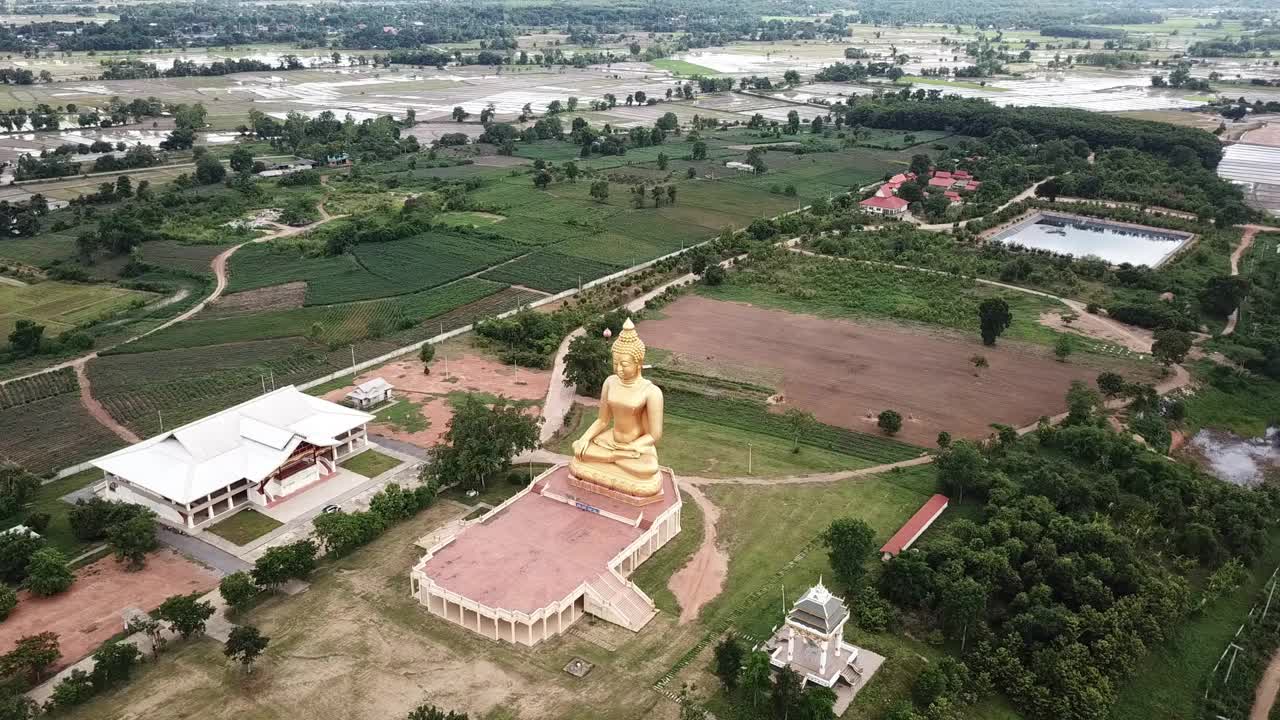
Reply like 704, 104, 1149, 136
157, 528, 250, 576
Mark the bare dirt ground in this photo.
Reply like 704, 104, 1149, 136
206, 280, 306, 316
1243, 123, 1280, 148
0, 550, 217, 671
1038, 308, 1155, 352
639, 296, 1155, 446
1252, 650, 1280, 720
667, 484, 727, 624
323, 353, 551, 450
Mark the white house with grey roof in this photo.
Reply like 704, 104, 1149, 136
345, 377, 393, 409
89, 386, 374, 529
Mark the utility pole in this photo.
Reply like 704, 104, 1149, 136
748, 443, 753, 475
350, 345, 356, 376
158, 410, 163, 432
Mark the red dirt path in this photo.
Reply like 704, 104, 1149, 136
0, 550, 218, 671
639, 296, 1138, 447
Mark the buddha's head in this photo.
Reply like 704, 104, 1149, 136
611, 318, 645, 384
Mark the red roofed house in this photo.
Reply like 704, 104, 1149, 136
965, 181, 981, 191
953, 170, 971, 179
944, 191, 962, 204
880, 494, 949, 560
859, 195, 909, 217
928, 176, 953, 189
933, 170, 951, 179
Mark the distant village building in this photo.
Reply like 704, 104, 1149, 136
89, 387, 374, 529
725, 161, 755, 173
346, 377, 394, 409
858, 195, 908, 216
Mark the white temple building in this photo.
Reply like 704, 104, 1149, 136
760, 581, 885, 714
89, 386, 374, 528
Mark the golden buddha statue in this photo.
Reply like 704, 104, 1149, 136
569, 318, 664, 500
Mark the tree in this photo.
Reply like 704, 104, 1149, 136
1094, 371, 1125, 399
1199, 275, 1249, 318
420, 343, 436, 368
589, 179, 609, 203
532, 169, 551, 189
114, 174, 132, 198
0, 463, 39, 518
771, 666, 805, 720
1, 632, 59, 684
0, 532, 42, 585
1152, 328, 1193, 365
691, 140, 707, 160
451, 106, 469, 122
909, 154, 932, 177
667, 185, 677, 205
46, 669, 92, 710
0, 691, 34, 720
1065, 380, 1101, 426
878, 410, 903, 435
936, 431, 952, 449
193, 154, 226, 185
125, 614, 165, 654
251, 540, 317, 591
657, 152, 669, 170
799, 686, 837, 720
823, 517, 876, 591
564, 334, 611, 398
977, 298, 1012, 346
784, 69, 801, 85
224, 625, 269, 673
741, 651, 772, 708
406, 705, 469, 720
7, 320, 43, 357
156, 593, 215, 639
564, 160, 579, 182
938, 577, 986, 651
935, 440, 985, 504
90, 641, 140, 689
228, 146, 254, 174
782, 408, 817, 452
219, 571, 258, 614
421, 394, 539, 491
107, 511, 157, 570
713, 635, 745, 690
1053, 334, 1074, 362
24, 548, 72, 596
704, 264, 726, 286
0, 586, 14, 621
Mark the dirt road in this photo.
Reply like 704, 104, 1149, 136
667, 483, 727, 624
1253, 650, 1280, 720
1224, 226, 1261, 336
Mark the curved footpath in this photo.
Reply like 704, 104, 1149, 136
1224, 225, 1265, 336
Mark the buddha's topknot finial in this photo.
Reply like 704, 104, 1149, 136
611, 317, 645, 364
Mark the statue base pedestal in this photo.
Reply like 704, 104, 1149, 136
568, 473, 664, 507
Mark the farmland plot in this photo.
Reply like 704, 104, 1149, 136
0, 370, 123, 475
479, 251, 622, 292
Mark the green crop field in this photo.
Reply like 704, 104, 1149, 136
116, 278, 508, 352
225, 230, 521, 305
0, 370, 123, 475
649, 58, 722, 76
0, 280, 154, 337
480, 251, 622, 292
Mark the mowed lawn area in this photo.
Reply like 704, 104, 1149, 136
0, 468, 104, 556
205, 509, 282, 546
340, 449, 402, 478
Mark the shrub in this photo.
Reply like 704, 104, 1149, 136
878, 409, 903, 435
46, 669, 93, 710
24, 548, 72, 597
0, 585, 15, 620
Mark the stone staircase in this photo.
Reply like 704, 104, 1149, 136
586, 569, 656, 631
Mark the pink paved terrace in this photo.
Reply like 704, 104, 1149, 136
411, 464, 682, 646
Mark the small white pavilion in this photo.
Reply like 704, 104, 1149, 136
346, 377, 394, 409
764, 581, 866, 688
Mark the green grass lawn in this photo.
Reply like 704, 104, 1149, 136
1182, 362, 1280, 437
374, 399, 429, 433
340, 449, 403, 478
650, 58, 722, 76
2, 467, 104, 556
205, 509, 283, 546
690, 466, 942, 714
551, 404, 878, 478
439, 462, 555, 507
